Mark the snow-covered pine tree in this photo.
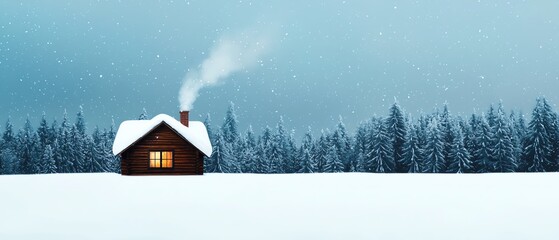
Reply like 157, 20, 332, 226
539, 98, 559, 171
299, 127, 317, 173
284, 130, 299, 173
74, 107, 94, 173
323, 145, 344, 173
447, 122, 472, 173
417, 115, 429, 148
0, 148, 17, 174
2, 119, 15, 145
222, 102, 240, 144
16, 118, 40, 174
352, 121, 370, 172
471, 114, 493, 173
314, 130, 332, 173
487, 104, 497, 128
1, 119, 16, 173
90, 126, 107, 172
465, 114, 480, 169
138, 108, 149, 120
401, 119, 424, 173
240, 126, 258, 173
269, 117, 288, 173
56, 110, 74, 173
37, 113, 52, 153
387, 101, 407, 173
41, 144, 57, 174
367, 118, 395, 173
423, 117, 446, 173
439, 104, 453, 173
257, 126, 273, 173
49, 119, 58, 151
208, 129, 223, 173
105, 119, 121, 173
513, 112, 527, 168
521, 98, 556, 172
332, 116, 352, 172
211, 130, 224, 173
490, 103, 516, 172
221, 102, 241, 169
214, 130, 240, 173
203, 114, 217, 173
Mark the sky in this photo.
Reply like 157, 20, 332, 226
1, 0, 558, 136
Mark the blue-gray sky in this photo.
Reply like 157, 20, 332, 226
1, 1, 558, 135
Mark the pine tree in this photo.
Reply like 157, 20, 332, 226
2, 118, 15, 145
1, 119, 15, 173
522, 98, 557, 172
214, 130, 240, 173
439, 104, 453, 172
540, 98, 559, 171
90, 127, 107, 172
105, 119, 121, 173
417, 115, 429, 148
366, 118, 395, 173
16, 118, 40, 174
332, 116, 352, 172
423, 117, 446, 173
314, 130, 331, 173
299, 127, 317, 173
352, 121, 370, 172
490, 103, 516, 172
464, 114, 479, 164
472, 115, 493, 173
222, 102, 240, 144
387, 101, 407, 172
37, 113, 51, 151
487, 104, 497, 128
0, 148, 17, 174
513, 112, 527, 168
447, 123, 472, 173
138, 108, 149, 120
41, 145, 57, 174
284, 130, 299, 173
323, 145, 344, 172
268, 117, 288, 173
203, 114, 217, 173
401, 119, 424, 173
56, 110, 74, 173
73, 107, 93, 173
220, 102, 241, 171
240, 126, 258, 173
257, 126, 273, 173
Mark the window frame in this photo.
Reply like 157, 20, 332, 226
148, 150, 175, 169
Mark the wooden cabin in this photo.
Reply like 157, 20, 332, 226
112, 111, 212, 175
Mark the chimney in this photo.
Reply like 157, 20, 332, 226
180, 111, 189, 127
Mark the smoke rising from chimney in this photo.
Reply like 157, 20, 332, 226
179, 32, 270, 111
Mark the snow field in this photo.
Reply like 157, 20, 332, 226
0, 173, 558, 239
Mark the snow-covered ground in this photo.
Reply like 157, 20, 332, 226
1, 173, 558, 239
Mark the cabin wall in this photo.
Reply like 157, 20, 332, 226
120, 124, 204, 175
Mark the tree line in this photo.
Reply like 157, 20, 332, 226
0, 108, 120, 174
205, 98, 559, 173
1, 98, 558, 175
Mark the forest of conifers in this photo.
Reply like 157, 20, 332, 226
1, 98, 558, 175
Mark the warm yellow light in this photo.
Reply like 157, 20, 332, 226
150, 151, 173, 168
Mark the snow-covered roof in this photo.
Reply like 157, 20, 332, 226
112, 114, 212, 157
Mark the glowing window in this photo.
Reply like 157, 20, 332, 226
149, 151, 173, 168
